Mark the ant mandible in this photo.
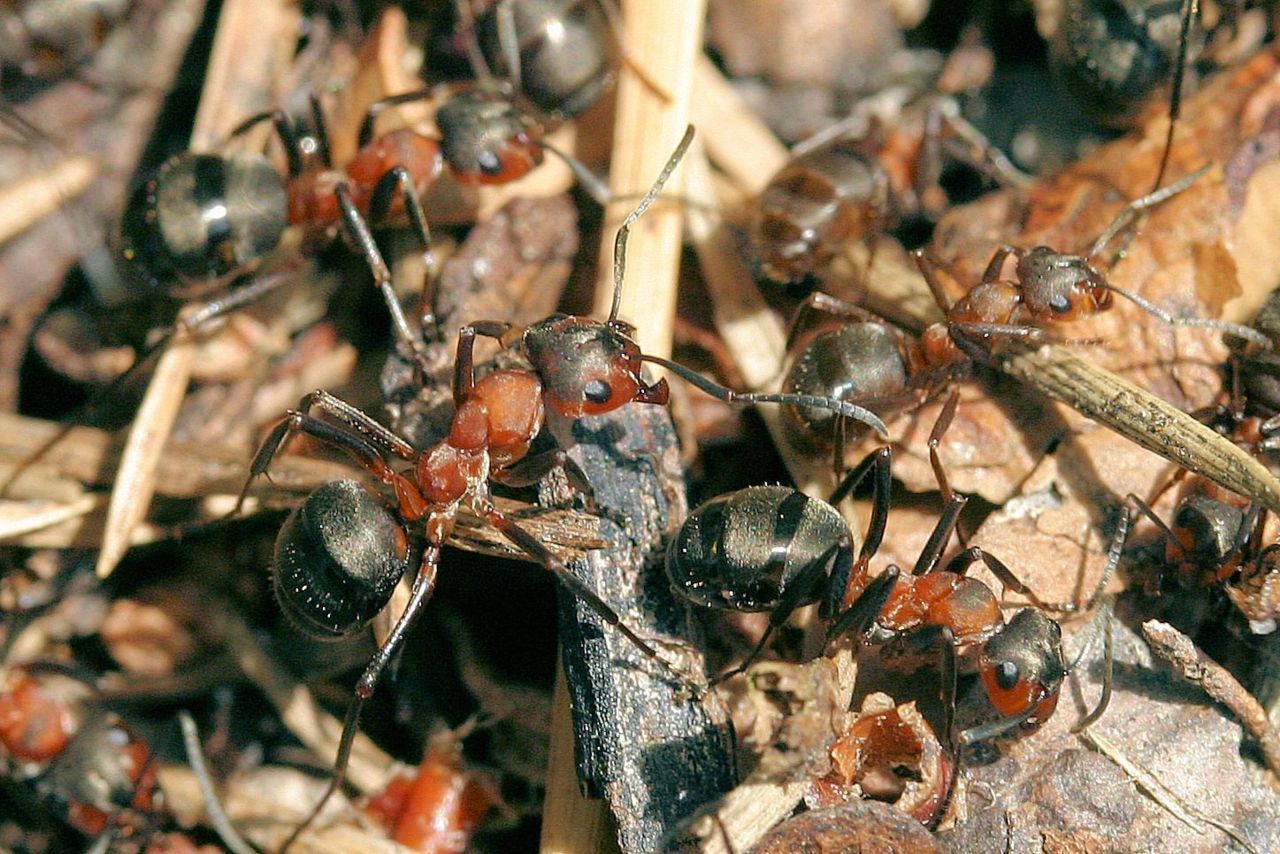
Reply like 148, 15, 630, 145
667, 394, 1068, 745
236, 126, 888, 850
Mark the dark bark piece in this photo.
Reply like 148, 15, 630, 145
543, 403, 736, 853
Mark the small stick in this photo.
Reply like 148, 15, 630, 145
177, 710, 256, 854
998, 340, 1280, 515
591, 0, 707, 358
1142, 619, 1280, 777
0, 155, 98, 244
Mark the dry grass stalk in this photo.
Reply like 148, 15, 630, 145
998, 340, 1280, 515
0, 155, 98, 244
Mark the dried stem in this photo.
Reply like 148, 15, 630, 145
1142, 619, 1280, 777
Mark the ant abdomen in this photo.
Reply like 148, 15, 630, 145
782, 322, 909, 446
475, 0, 616, 119
435, 88, 543, 184
753, 137, 885, 285
116, 152, 288, 299
1049, 0, 1200, 128
667, 485, 849, 612
273, 479, 411, 639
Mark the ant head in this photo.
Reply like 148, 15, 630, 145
1169, 494, 1246, 578
978, 608, 1065, 731
1015, 246, 1112, 321
436, 88, 543, 184
522, 316, 668, 419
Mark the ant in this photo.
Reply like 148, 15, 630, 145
1105, 292, 1280, 636
360, 721, 499, 852
456, 0, 620, 120
0, 664, 163, 845
774, 162, 1271, 470
750, 84, 1032, 287
233, 127, 888, 849
667, 398, 1068, 745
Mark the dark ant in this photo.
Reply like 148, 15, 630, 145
234, 127, 887, 850
666, 399, 1068, 745
459, 0, 621, 120
1048, 0, 1202, 190
0, 664, 163, 844
751, 91, 1032, 287
0, 0, 132, 81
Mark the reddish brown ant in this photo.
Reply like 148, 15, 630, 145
775, 163, 1271, 471
668, 397, 1067, 745
359, 722, 499, 852
233, 126, 887, 849
0, 664, 163, 845
751, 93, 1032, 287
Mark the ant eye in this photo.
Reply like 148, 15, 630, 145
996, 660, 1020, 690
583, 379, 612, 404
476, 150, 503, 175
1049, 294, 1072, 314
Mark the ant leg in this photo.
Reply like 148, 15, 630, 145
309, 94, 333, 169
492, 0, 523, 94
827, 446, 892, 592
933, 99, 1033, 190
641, 354, 889, 438
911, 496, 968, 576
783, 291, 885, 353
225, 109, 303, 178
929, 389, 961, 507
940, 627, 958, 749
452, 321, 520, 403
233, 410, 425, 518
943, 547, 1046, 609
831, 415, 847, 478
1070, 599, 1115, 733
453, 0, 495, 83
826, 565, 900, 644
489, 448, 627, 525
980, 245, 1022, 285
593, 0, 672, 103
367, 165, 439, 328
290, 389, 416, 461
1151, 0, 1199, 193
912, 250, 958, 314
712, 539, 853, 686
480, 501, 700, 691
279, 546, 441, 852
334, 184, 425, 359
357, 88, 435, 148
1087, 163, 1208, 260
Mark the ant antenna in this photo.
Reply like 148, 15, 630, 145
608, 125, 695, 324
1152, 0, 1199, 193
1070, 600, 1115, 733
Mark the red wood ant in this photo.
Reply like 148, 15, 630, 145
360, 723, 499, 852
775, 163, 1271, 469
668, 400, 1067, 745
751, 94, 1032, 287
0, 664, 163, 844
233, 126, 887, 849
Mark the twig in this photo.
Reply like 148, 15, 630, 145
0, 155, 98, 244
178, 710, 258, 854
1142, 619, 1280, 777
